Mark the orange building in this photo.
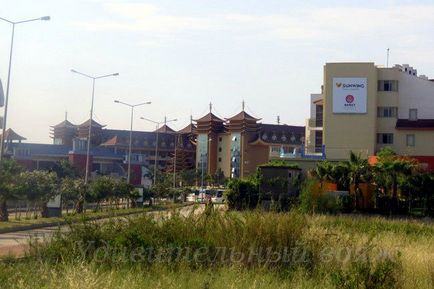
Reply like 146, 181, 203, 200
194, 105, 305, 178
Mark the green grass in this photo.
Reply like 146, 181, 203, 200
0, 202, 191, 230
1, 208, 433, 289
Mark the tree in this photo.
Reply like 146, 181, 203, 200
343, 151, 371, 210
311, 160, 335, 190
60, 177, 85, 214
88, 176, 116, 211
0, 160, 24, 221
113, 180, 136, 208
19, 170, 58, 218
179, 169, 198, 187
50, 160, 77, 179
374, 149, 417, 213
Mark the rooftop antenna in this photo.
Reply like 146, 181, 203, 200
164, 116, 167, 125
242, 100, 245, 111
209, 102, 212, 113
386, 48, 390, 68
277, 115, 280, 124
65, 111, 68, 121
190, 115, 193, 125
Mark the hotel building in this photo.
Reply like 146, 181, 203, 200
306, 62, 434, 169
194, 105, 305, 178
2, 119, 196, 185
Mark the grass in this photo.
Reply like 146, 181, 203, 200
0, 207, 433, 289
0, 202, 192, 230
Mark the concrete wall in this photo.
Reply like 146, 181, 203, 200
323, 63, 378, 160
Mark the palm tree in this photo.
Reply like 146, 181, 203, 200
375, 157, 416, 213
343, 151, 371, 210
311, 160, 335, 191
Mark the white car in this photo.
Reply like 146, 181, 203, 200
211, 190, 225, 203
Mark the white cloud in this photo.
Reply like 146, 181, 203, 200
77, 3, 434, 44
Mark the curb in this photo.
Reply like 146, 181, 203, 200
0, 203, 194, 234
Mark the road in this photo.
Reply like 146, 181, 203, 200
0, 204, 203, 258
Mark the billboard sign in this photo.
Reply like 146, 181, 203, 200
332, 77, 367, 113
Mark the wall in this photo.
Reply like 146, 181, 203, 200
323, 63, 378, 160
398, 72, 434, 119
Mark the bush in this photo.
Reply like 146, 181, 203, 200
225, 178, 259, 210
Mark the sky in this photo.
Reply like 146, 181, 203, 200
0, 0, 433, 143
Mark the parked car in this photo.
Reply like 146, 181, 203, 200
211, 190, 225, 203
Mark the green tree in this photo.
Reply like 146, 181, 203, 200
50, 160, 77, 179
19, 170, 58, 218
311, 160, 335, 190
179, 169, 198, 187
88, 176, 116, 211
0, 160, 24, 221
343, 151, 371, 210
59, 177, 85, 214
374, 150, 416, 213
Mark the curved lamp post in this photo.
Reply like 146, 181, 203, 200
71, 69, 119, 184
114, 100, 151, 183
0, 15, 50, 161
140, 116, 177, 185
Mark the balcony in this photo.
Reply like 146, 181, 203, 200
269, 145, 326, 160
307, 118, 323, 130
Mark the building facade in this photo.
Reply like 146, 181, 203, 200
194, 107, 305, 178
4, 119, 196, 185
306, 62, 434, 168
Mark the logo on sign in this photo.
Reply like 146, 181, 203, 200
345, 94, 355, 107
336, 82, 342, 88
345, 95, 354, 103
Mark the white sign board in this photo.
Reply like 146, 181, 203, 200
47, 194, 61, 208
332, 77, 367, 114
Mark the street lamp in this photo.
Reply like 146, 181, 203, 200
140, 116, 177, 185
114, 100, 151, 184
71, 69, 119, 184
0, 15, 50, 161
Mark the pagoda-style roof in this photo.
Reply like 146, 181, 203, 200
226, 110, 261, 122
155, 124, 175, 133
178, 123, 196, 134
194, 112, 225, 134
225, 110, 260, 132
51, 119, 76, 129
195, 112, 224, 123
100, 135, 127, 146
78, 119, 105, 128
1, 128, 26, 141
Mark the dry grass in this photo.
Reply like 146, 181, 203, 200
0, 209, 432, 289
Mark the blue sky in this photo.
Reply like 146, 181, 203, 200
1, 0, 433, 143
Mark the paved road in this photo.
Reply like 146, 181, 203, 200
0, 204, 204, 258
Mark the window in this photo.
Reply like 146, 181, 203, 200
409, 109, 418, 121
377, 133, 394, 144
219, 137, 222, 142
218, 157, 222, 162
377, 107, 398, 118
406, 134, 415, 147
271, 147, 280, 153
218, 147, 222, 152
378, 80, 399, 92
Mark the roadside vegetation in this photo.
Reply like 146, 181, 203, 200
1, 207, 432, 289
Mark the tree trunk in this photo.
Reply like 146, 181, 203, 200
0, 199, 9, 222
41, 203, 49, 218
75, 199, 84, 214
